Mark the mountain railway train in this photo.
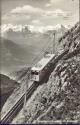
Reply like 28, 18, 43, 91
31, 54, 55, 82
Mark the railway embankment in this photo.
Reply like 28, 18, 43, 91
0, 74, 19, 111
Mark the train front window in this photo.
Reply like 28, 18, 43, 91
31, 71, 38, 75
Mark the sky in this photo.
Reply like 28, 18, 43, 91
1, 0, 79, 30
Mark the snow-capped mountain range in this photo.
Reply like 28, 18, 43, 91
0, 23, 71, 37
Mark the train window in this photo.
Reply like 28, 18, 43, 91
35, 72, 38, 75
31, 71, 35, 75
31, 71, 38, 75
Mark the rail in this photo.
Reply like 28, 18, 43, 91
1, 82, 39, 124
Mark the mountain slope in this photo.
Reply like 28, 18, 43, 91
0, 37, 36, 73
36, 22, 80, 123
16, 22, 80, 124
1, 23, 80, 124
0, 74, 19, 110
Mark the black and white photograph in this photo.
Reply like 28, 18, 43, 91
0, 0, 80, 124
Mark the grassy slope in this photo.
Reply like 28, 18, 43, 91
0, 74, 19, 110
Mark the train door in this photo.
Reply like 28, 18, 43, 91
39, 69, 45, 81
39, 66, 48, 81
31, 70, 39, 82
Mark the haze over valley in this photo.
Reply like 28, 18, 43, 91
0, 24, 68, 74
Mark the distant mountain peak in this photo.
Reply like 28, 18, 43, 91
1, 24, 70, 36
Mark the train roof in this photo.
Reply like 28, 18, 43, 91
31, 54, 55, 72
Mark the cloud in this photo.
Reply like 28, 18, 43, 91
31, 19, 43, 25
2, 14, 30, 20
10, 5, 69, 18
44, 9, 70, 18
45, 0, 62, 7
11, 5, 44, 15
2, 13, 31, 24
45, 3, 51, 7
50, 0, 62, 4
50, 0, 65, 5
2, 4, 71, 25
2, 5, 44, 23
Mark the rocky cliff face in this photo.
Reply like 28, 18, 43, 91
19, 22, 80, 124
35, 22, 80, 123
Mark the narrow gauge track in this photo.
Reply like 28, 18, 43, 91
0, 82, 39, 124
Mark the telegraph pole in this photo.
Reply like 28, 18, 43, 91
24, 75, 28, 110
53, 31, 56, 54
79, 0, 80, 25
23, 69, 31, 121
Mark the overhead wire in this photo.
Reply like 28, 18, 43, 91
31, 32, 55, 66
